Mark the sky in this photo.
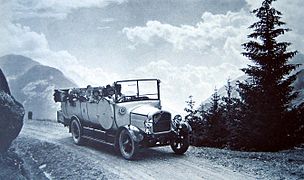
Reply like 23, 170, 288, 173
0, 0, 303, 114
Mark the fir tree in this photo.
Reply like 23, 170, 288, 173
238, 0, 299, 150
184, 96, 205, 146
223, 79, 233, 113
205, 88, 227, 147
185, 95, 197, 118
221, 79, 244, 149
210, 88, 220, 113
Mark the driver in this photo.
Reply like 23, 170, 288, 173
106, 85, 115, 98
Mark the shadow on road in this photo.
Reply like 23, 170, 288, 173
82, 139, 185, 161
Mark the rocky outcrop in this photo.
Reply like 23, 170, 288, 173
0, 68, 24, 153
0, 69, 10, 95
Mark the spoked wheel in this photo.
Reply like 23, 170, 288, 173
118, 129, 137, 160
70, 119, 84, 145
170, 133, 190, 155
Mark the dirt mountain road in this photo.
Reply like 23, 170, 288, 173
16, 120, 255, 180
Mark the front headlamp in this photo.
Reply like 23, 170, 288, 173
144, 118, 153, 128
144, 118, 153, 134
173, 115, 182, 123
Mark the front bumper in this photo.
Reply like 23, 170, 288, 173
141, 131, 176, 147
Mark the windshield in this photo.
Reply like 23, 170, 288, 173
115, 79, 159, 103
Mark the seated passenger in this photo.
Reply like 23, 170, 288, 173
68, 88, 78, 106
69, 88, 79, 101
115, 84, 122, 96
86, 85, 93, 98
91, 88, 101, 102
106, 85, 115, 98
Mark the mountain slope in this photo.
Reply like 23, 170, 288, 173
0, 55, 39, 80
0, 54, 77, 119
293, 69, 304, 106
11, 65, 76, 102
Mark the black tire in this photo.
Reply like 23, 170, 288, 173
70, 119, 84, 145
118, 129, 137, 160
170, 133, 190, 155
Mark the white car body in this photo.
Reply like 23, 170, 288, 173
54, 79, 191, 159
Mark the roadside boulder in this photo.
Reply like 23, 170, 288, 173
0, 68, 24, 153
0, 68, 10, 95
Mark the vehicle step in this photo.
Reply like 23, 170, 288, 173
82, 135, 114, 146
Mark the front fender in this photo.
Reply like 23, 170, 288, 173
118, 125, 144, 143
127, 125, 145, 142
173, 121, 192, 134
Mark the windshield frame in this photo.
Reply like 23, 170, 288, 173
114, 79, 160, 103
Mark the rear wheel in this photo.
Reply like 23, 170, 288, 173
70, 119, 84, 145
118, 129, 137, 160
170, 133, 189, 155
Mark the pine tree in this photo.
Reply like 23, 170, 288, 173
204, 88, 227, 147
238, 0, 299, 151
185, 95, 197, 118
216, 79, 245, 149
223, 79, 233, 113
184, 96, 205, 146
210, 88, 220, 113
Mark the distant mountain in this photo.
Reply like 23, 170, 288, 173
291, 53, 304, 66
293, 69, 304, 106
11, 65, 77, 102
202, 53, 304, 108
0, 54, 77, 120
0, 55, 39, 80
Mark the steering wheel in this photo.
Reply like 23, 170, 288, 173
117, 96, 126, 103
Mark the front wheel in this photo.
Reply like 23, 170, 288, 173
170, 133, 190, 155
118, 129, 138, 160
70, 119, 84, 145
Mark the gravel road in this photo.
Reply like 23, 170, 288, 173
13, 119, 256, 180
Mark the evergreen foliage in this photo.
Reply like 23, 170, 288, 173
238, 0, 299, 151
185, 96, 205, 146
185, 0, 303, 151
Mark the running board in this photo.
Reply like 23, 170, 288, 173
82, 135, 114, 146
82, 126, 115, 145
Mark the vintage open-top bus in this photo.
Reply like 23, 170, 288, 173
54, 79, 191, 159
